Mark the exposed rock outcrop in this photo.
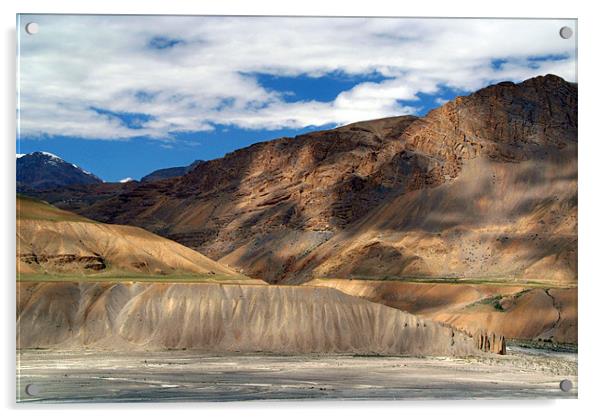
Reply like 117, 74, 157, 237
475, 330, 506, 355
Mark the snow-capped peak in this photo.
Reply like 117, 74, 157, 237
18, 151, 64, 162
39, 151, 63, 161
119, 177, 134, 183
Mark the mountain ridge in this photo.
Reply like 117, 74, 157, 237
23, 74, 578, 284
17, 151, 103, 191
141, 160, 204, 182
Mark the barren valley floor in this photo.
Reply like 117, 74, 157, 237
17, 345, 577, 402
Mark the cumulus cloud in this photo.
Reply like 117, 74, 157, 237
17, 16, 576, 140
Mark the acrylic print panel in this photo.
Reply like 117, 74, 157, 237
16, 15, 577, 402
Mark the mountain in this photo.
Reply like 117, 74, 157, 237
27, 75, 577, 285
17, 152, 102, 191
17, 195, 251, 281
141, 160, 204, 182
18, 195, 492, 355
287, 75, 577, 284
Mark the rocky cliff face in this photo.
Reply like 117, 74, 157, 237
30, 75, 577, 284
405, 75, 577, 165
475, 331, 506, 355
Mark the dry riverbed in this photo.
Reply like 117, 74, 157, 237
17, 345, 577, 402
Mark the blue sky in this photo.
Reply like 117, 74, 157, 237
17, 16, 576, 182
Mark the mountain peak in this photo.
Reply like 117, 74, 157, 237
405, 73, 577, 171
37, 151, 62, 160
17, 152, 103, 191
141, 160, 204, 182
17, 151, 63, 160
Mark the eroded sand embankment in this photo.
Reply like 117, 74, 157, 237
17, 281, 479, 356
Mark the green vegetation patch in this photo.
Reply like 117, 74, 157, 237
17, 272, 250, 284
509, 339, 578, 353
463, 294, 506, 311
315, 276, 575, 289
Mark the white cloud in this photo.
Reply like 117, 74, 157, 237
17, 16, 577, 140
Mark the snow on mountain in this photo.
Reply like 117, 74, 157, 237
17, 151, 103, 191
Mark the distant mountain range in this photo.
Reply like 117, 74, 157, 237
141, 160, 204, 182
17, 151, 203, 191
17, 152, 102, 192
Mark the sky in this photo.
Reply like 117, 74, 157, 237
17, 16, 577, 182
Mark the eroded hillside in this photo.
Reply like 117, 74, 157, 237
17, 196, 251, 281
17, 281, 479, 356
26, 75, 577, 284
308, 279, 577, 343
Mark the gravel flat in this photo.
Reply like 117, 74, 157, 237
16, 345, 577, 402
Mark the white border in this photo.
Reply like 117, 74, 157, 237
2, 1, 600, 417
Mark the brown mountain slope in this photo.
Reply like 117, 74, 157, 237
288, 75, 577, 284
307, 279, 577, 343
17, 196, 250, 281
30, 74, 577, 284
289, 146, 576, 284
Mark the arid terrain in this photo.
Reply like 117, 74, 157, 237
17, 196, 482, 356
29, 75, 577, 288
308, 279, 576, 343
17, 281, 479, 356
17, 347, 577, 402
16, 74, 578, 402
17, 195, 251, 281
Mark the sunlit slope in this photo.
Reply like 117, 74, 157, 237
17, 281, 479, 356
26, 76, 577, 284
17, 196, 249, 280
308, 279, 577, 343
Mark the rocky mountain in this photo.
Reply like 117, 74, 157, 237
141, 160, 204, 182
17, 152, 103, 192
17, 198, 494, 355
18, 196, 489, 355
28, 74, 577, 285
